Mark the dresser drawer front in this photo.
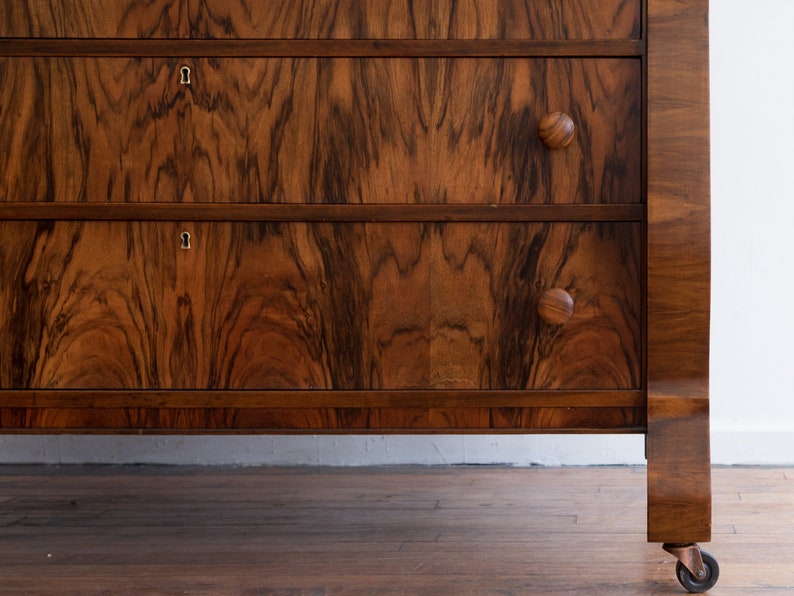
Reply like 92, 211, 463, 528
1, 220, 640, 391
0, 0, 640, 40
0, 57, 640, 205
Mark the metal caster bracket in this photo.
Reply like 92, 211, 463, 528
663, 543, 720, 593
664, 544, 706, 579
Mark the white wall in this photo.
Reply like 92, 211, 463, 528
708, 0, 794, 464
1, 0, 792, 466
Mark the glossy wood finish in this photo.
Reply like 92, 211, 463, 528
0, 0, 641, 40
537, 288, 575, 325
0, 57, 641, 205
0, 221, 641, 392
538, 112, 576, 150
0, 389, 645, 409
0, 203, 644, 223
646, 0, 712, 545
0, 38, 644, 59
1, 466, 789, 595
0, 405, 646, 433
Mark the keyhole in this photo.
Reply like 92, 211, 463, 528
179, 65, 191, 85
180, 231, 191, 249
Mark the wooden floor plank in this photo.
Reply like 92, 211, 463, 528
0, 465, 792, 594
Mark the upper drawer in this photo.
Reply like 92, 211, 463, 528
0, 57, 641, 205
0, 0, 640, 40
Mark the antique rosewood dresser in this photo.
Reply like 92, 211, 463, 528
0, 0, 714, 591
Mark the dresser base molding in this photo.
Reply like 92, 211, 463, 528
0, 390, 646, 432
0, 389, 644, 409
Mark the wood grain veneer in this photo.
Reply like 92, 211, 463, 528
0, 57, 640, 205
1, 221, 641, 391
0, 0, 640, 40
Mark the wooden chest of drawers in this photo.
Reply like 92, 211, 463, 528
0, 1, 713, 590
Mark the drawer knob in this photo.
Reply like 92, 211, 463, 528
538, 112, 576, 150
537, 288, 574, 325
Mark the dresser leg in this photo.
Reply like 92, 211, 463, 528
646, 396, 715, 590
646, 397, 712, 543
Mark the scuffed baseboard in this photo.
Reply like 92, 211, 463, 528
0, 429, 789, 466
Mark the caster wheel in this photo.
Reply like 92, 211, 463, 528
676, 550, 719, 593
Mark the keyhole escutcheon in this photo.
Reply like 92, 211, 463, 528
180, 231, 191, 249
179, 65, 191, 85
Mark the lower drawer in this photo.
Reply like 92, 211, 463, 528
1, 220, 641, 391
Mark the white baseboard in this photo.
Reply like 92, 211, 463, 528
0, 427, 790, 466
710, 421, 794, 465
0, 434, 647, 466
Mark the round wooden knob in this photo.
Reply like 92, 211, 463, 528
537, 288, 574, 325
538, 112, 576, 149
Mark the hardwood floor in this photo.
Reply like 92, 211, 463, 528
0, 465, 791, 594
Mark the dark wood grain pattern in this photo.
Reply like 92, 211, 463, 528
0, 221, 641, 392
0, 1, 181, 39
0, 203, 644, 223
0, 57, 640, 205
0, 388, 646, 430
0, 0, 640, 40
0, 389, 645, 409
646, 0, 711, 544
0, 406, 646, 432
0, 39, 644, 59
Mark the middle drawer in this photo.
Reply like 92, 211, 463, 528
0, 57, 641, 205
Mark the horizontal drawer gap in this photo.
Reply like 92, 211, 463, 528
0, 389, 644, 409
0, 203, 643, 222
0, 39, 644, 58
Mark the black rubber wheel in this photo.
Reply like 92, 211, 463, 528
676, 550, 720, 593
